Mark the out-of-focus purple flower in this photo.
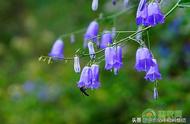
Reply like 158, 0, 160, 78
74, 56, 81, 73
90, 64, 101, 89
136, 0, 148, 26
145, 59, 162, 82
153, 87, 158, 99
112, 0, 117, 5
105, 47, 115, 70
135, 47, 155, 72
77, 66, 92, 88
48, 39, 64, 60
84, 21, 99, 42
92, 0, 98, 11
23, 81, 35, 92
100, 31, 113, 49
147, 2, 165, 26
114, 46, 123, 69
70, 34, 75, 44
88, 42, 96, 59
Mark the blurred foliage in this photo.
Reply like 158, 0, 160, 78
0, 0, 190, 124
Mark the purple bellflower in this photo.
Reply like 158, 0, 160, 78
90, 64, 101, 89
84, 21, 99, 42
114, 46, 123, 69
88, 42, 96, 59
147, 2, 165, 26
74, 56, 81, 73
105, 47, 115, 70
135, 47, 155, 72
92, 0, 98, 11
136, 0, 148, 26
145, 59, 162, 82
100, 31, 113, 49
77, 66, 92, 88
48, 39, 64, 60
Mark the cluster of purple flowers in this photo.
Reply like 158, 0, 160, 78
136, 0, 165, 27
76, 20, 124, 91
135, 47, 162, 82
77, 65, 101, 89
47, 0, 164, 97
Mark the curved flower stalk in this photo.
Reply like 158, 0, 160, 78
48, 39, 64, 60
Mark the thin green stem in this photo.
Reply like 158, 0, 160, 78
178, 4, 190, 8
165, 0, 181, 18
147, 30, 150, 50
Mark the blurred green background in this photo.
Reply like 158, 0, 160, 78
0, 0, 190, 124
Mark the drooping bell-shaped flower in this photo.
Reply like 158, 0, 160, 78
48, 39, 64, 60
114, 46, 123, 69
105, 47, 115, 70
147, 2, 165, 26
100, 31, 113, 49
136, 0, 148, 26
92, 0, 98, 11
135, 47, 155, 72
90, 64, 101, 89
112, 0, 117, 5
77, 66, 92, 88
74, 56, 81, 73
88, 42, 96, 59
84, 21, 99, 42
153, 87, 158, 99
145, 59, 162, 82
